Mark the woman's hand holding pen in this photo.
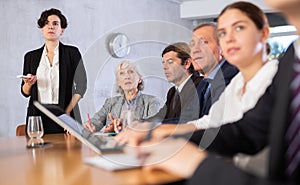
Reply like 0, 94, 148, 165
113, 118, 123, 134
103, 113, 119, 133
83, 113, 95, 132
84, 122, 95, 132
84, 113, 119, 133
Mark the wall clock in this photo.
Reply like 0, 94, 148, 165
107, 33, 131, 58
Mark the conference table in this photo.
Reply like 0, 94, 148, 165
0, 134, 183, 185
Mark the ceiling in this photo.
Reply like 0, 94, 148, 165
167, 0, 288, 27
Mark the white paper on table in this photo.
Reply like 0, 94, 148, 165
84, 153, 142, 171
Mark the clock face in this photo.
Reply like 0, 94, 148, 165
109, 33, 130, 58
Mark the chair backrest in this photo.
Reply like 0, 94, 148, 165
16, 124, 26, 136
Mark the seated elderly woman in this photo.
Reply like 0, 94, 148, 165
84, 60, 162, 133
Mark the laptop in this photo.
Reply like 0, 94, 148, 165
34, 101, 123, 154
34, 101, 142, 170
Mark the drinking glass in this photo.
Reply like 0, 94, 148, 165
27, 116, 44, 138
121, 110, 134, 131
27, 137, 44, 148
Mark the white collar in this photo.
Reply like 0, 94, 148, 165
176, 74, 192, 92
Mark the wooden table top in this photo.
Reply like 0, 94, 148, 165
0, 134, 182, 185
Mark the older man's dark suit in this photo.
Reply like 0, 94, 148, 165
186, 44, 299, 184
199, 60, 239, 117
146, 74, 202, 123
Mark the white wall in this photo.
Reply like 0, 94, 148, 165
0, 0, 194, 137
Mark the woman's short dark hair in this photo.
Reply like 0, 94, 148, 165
37, 8, 68, 29
162, 42, 195, 74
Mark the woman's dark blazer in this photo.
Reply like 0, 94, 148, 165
21, 42, 87, 132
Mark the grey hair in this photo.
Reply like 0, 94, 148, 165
115, 60, 144, 94
193, 22, 219, 43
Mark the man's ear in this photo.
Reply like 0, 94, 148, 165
185, 58, 192, 69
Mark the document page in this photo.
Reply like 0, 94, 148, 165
84, 153, 142, 171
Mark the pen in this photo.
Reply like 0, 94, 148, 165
113, 119, 121, 134
108, 132, 117, 136
87, 113, 94, 132
94, 132, 117, 137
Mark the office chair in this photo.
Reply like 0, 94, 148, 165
16, 124, 26, 136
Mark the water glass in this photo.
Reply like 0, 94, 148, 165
27, 137, 44, 148
121, 110, 133, 131
27, 116, 44, 138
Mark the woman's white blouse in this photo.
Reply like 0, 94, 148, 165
36, 45, 59, 104
188, 60, 279, 129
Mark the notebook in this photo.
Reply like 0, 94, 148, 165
33, 101, 142, 170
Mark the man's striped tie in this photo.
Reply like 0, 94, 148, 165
286, 59, 300, 176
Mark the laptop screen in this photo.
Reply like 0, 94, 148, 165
34, 101, 123, 154
59, 114, 84, 133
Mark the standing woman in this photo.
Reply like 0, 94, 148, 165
21, 8, 87, 134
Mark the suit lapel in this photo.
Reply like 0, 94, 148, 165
165, 75, 201, 119
29, 46, 44, 74
116, 96, 125, 118
107, 96, 124, 120
202, 65, 226, 115
134, 94, 146, 118
165, 87, 176, 118
28, 46, 44, 114
58, 43, 68, 107
201, 61, 238, 116
178, 75, 201, 109
269, 44, 296, 179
